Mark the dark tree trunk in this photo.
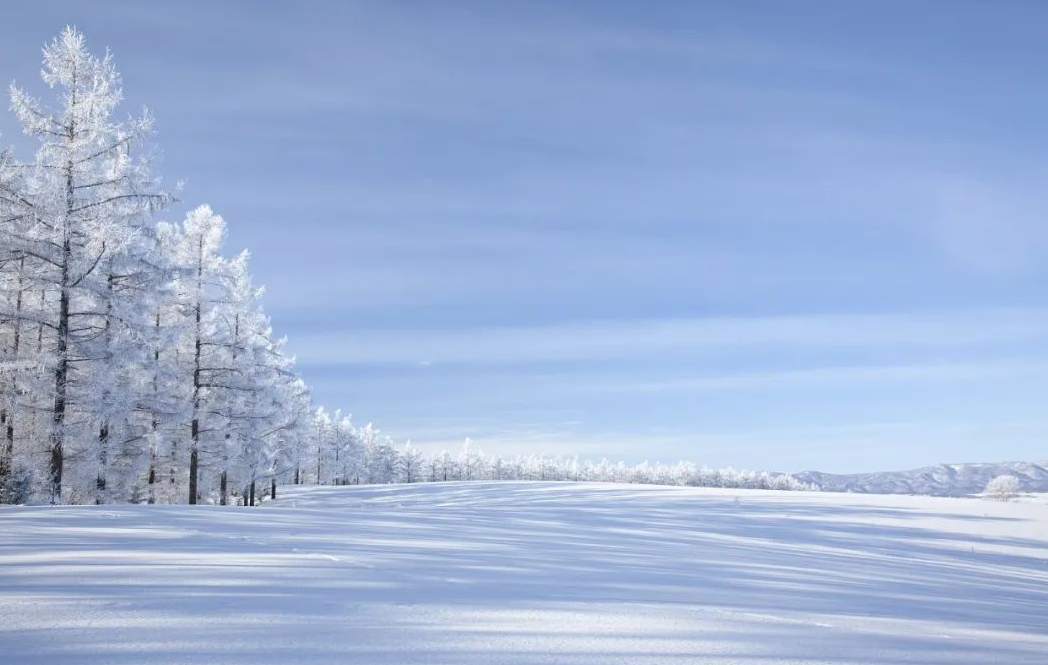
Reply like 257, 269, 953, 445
270, 478, 276, 501
96, 270, 115, 505
1, 262, 25, 486
0, 412, 8, 481
147, 311, 161, 505
188, 237, 205, 505
50, 238, 70, 504
50, 122, 78, 504
147, 459, 156, 504
189, 416, 199, 504
95, 423, 108, 504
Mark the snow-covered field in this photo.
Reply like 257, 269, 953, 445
2, 483, 1047, 664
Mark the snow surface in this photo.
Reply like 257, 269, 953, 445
2, 482, 1047, 664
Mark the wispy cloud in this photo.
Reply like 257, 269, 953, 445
293, 307, 1048, 366
600, 359, 1048, 394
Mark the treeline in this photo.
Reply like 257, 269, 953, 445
310, 426, 814, 491
0, 29, 813, 506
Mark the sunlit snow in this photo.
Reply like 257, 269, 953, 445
2, 482, 1047, 664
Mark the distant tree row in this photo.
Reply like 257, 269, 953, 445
0, 29, 812, 505
306, 427, 814, 491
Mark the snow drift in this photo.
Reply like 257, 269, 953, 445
1, 482, 1047, 664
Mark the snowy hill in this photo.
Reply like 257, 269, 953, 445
794, 460, 1048, 496
2, 482, 1047, 664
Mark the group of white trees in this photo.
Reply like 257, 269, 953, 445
0, 29, 814, 506
308, 432, 813, 491
0, 29, 315, 505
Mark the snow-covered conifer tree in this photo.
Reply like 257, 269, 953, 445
399, 443, 424, 483
8, 28, 170, 502
163, 205, 229, 504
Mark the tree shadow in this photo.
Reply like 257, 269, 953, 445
1, 482, 1047, 664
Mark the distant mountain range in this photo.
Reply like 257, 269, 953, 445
793, 461, 1048, 496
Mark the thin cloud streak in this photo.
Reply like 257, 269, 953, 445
599, 359, 1048, 394
293, 307, 1048, 366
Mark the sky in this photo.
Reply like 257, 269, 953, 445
2, 1, 1048, 473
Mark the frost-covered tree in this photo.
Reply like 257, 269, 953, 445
163, 205, 231, 504
399, 443, 424, 483
328, 410, 359, 485
311, 407, 334, 484
7, 27, 170, 502
283, 393, 312, 486
139, 223, 187, 504
459, 439, 481, 481
0, 140, 40, 496
984, 475, 1020, 501
436, 449, 455, 482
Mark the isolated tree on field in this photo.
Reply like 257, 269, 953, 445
984, 475, 1020, 501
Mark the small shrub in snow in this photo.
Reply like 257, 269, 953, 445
984, 475, 1021, 501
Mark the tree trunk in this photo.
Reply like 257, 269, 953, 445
189, 416, 199, 504
188, 245, 203, 505
50, 223, 71, 504
148, 311, 159, 505
147, 458, 156, 504
49, 107, 80, 505
95, 423, 108, 504
95, 269, 115, 505
270, 477, 276, 501
2, 415, 12, 480
220, 470, 227, 506
249, 481, 255, 507
0, 411, 8, 483
0, 259, 26, 486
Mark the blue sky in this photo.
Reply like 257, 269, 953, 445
3, 1, 1048, 472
